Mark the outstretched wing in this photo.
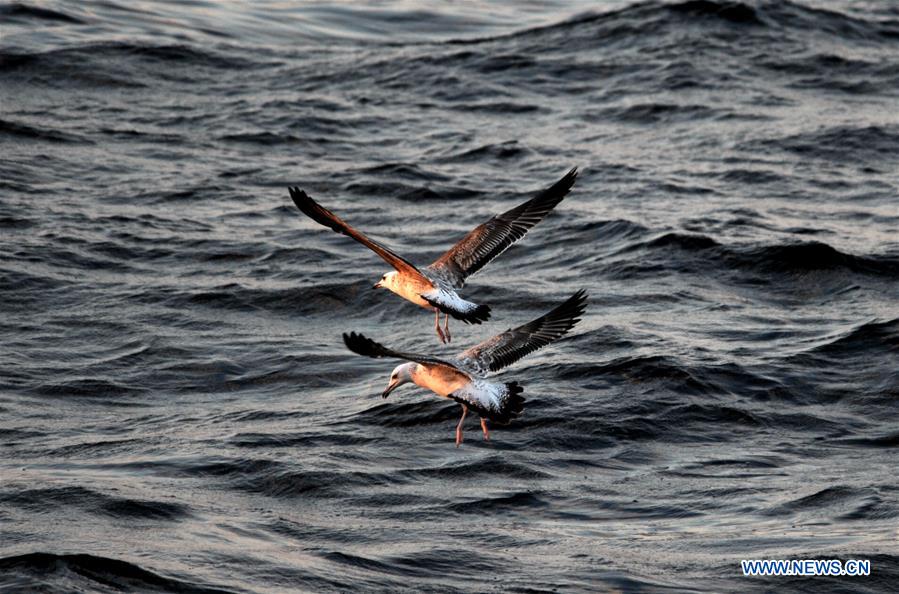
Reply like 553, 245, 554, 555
289, 187, 426, 281
457, 290, 587, 374
425, 168, 578, 288
343, 331, 465, 375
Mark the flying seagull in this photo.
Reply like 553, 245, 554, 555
343, 290, 587, 446
289, 168, 578, 343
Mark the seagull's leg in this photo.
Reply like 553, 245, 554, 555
455, 404, 468, 447
480, 418, 490, 441
434, 308, 446, 343
443, 312, 451, 343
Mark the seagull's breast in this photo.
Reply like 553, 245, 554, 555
391, 274, 436, 308
412, 364, 470, 397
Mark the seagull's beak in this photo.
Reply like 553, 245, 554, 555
381, 379, 399, 399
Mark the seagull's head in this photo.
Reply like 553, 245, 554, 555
382, 362, 414, 398
373, 271, 398, 291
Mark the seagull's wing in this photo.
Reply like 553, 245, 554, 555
456, 290, 587, 374
289, 187, 426, 281
425, 168, 578, 289
343, 331, 468, 376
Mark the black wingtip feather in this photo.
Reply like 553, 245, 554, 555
558, 289, 588, 323
535, 289, 588, 331
343, 331, 389, 359
506, 381, 524, 414
537, 167, 578, 206
494, 381, 525, 424
289, 187, 342, 233
288, 186, 312, 212
505, 166, 578, 227
464, 303, 491, 325
289, 186, 318, 217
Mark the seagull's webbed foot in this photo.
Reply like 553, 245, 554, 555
443, 312, 451, 343
455, 404, 468, 447
480, 418, 490, 441
434, 308, 447, 344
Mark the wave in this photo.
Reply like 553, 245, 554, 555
555, 355, 720, 395
767, 1, 899, 41
451, 0, 899, 47
166, 280, 376, 317
0, 485, 189, 521
354, 399, 460, 428
604, 234, 899, 279
808, 318, 899, 357
447, 490, 547, 514
436, 140, 531, 163
100, 42, 263, 68
0, 118, 89, 144
150, 352, 349, 394
228, 464, 401, 499
336, 162, 498, 202
321, 547, 504, 580
218, 131, 308, 146
669, 0, 760, 24
761, 52, 899, 94
358, 162, 451, 182
763, 485, 898, 520
111, 43, 262, 68
749, 125, 899, 164
0, 49, 148, 88
763, 318, 898, 407
449, 101, 541, 114
0, 428, 44, 442
645, 232, 720, 250
44, 437, 143, 458
724, 241, 899, 276
400, 456, 550, 480
229, 431, 378, 449
0, 268, 72, 294
717, 168, 785, 185
833, 431, 899, 449
783, 320, 898, 395
0, 3, 84, 24
0, 552, 233, 593
28, 378, 148, 400
449, 0, 760, 46
591, 102, 727, 124
0, 42, 272, 90
568, 219, 651, 246
342, 180, 483, 202
98, 127, 184, 143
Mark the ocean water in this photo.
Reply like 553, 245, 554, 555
1, 1, 898, 592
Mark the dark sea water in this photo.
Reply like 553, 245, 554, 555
2, 0, 898, 592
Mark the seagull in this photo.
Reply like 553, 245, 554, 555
343, 290, 587, 446
289, 168, 578, 343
